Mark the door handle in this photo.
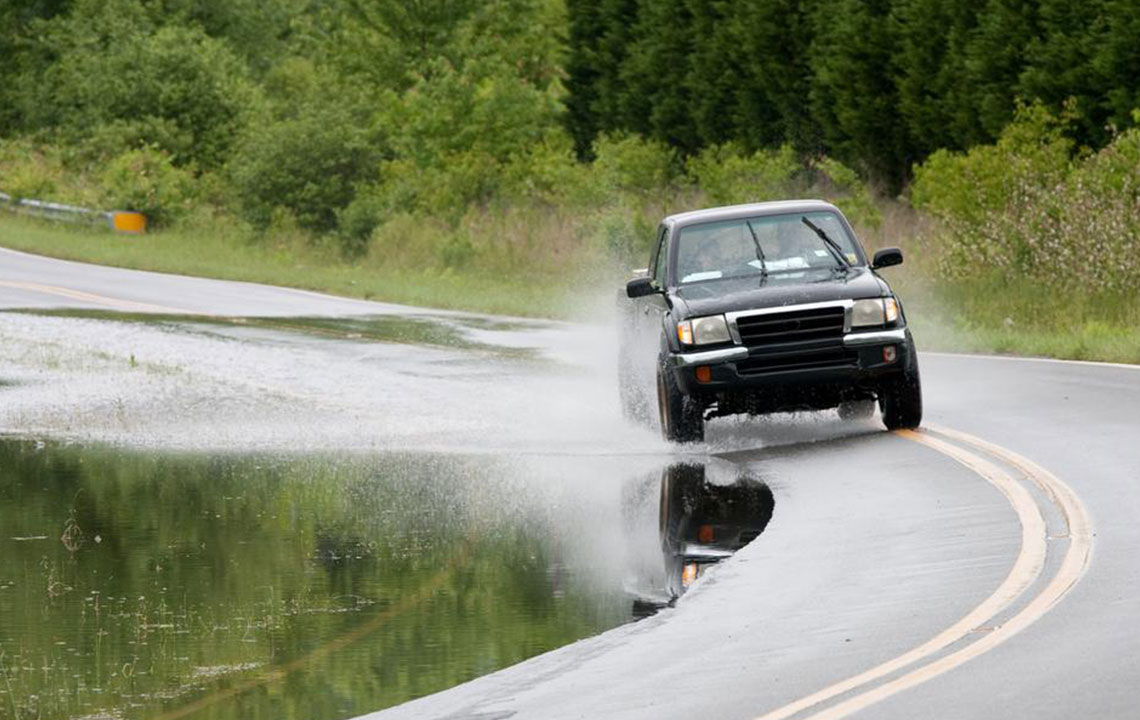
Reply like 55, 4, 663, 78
643, 306, 651, 315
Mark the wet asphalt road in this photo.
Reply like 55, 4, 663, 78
2, 245, 1138, 720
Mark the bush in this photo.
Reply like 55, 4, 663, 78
911, 101, 1140, 294
911, 102, 1073, 225
686, 144, 802, 205
811, 157, 882, 229
99, 147, 197, 228
227, 106, 381, 240
591, 134, 679, 196
0, 142, 64, 201
26, 5, 257, 168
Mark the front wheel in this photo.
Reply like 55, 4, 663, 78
657, 362, 705, 443
880, 342, 923, 430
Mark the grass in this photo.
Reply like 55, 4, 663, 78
902, 275, 1140, 365
0, 214, 582, 318
3, 211, 1138, 365
842, 202, 1140, 365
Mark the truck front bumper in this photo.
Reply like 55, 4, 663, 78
668, 328, 912, 413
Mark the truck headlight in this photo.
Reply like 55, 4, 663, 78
851, 298, 899, 328
678, 315, 731, 346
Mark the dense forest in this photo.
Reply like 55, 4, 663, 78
566, 0, 1140, 186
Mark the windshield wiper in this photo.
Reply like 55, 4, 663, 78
801, 216, 850, 271
744, 220, 769, 280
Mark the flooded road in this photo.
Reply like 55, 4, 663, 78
0, 296, 779, 719
8, 248, 1140, 720
0, 437, 774, 720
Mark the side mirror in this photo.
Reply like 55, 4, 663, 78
626, 276, 659, 298
872, 247, 904, 270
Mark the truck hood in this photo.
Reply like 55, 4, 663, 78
673, 267, 889, 319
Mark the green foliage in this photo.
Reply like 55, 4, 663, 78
565, 0, 1140, 185
686, 144, 801, 206
99, 147, 197, 227
808, 0, 906, 185
0, 141, 65, 201
812, 157, 882, 229
912, 102, 1073, 223
7, 0, 1140, 321
20, 0, 256, 168
227, 102, 382, 241
590, 133, 678, 195
890, 0, 980, 153
912, 102, 1140, 294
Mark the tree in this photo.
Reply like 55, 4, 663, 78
891, 0, 981, 155
1019, 0, 1107, 148
0, 0, 73, 133
619, 0, 699, 152
808, 0, 907, 187
962, 0, 1039, 141
18, 0, 256, 167
1093, 0, 1140, 133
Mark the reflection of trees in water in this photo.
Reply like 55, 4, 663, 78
0, 440, 626, 720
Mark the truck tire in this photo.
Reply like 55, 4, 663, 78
880, 341, 923, 430
657, 360, 705, 443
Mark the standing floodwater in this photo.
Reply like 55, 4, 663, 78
0, 306, 785, 719
0, 439, 650, 719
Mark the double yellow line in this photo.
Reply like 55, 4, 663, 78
754, 425, 1093, 720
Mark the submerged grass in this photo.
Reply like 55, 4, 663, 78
8, 308, 539, 356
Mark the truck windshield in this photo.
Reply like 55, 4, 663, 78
674, 211, 862, 285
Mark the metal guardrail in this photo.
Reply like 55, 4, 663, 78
0, 191, 146, 233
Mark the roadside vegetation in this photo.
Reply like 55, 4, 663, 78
1, 0, 1138, 361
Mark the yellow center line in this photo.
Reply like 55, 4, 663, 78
752, 427, 1049, 720
797, 427, 1092, 720
0, 279, 193, 314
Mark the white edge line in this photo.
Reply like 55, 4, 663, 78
922, 350, 1140, 372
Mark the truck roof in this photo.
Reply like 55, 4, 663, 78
663, 200, 841, 229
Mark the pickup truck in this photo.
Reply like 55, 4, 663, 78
618, 200, 922, 442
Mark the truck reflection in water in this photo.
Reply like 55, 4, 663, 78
629, 462, 775, 618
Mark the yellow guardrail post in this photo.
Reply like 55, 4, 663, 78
110, 211, 146, 234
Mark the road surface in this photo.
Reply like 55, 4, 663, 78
1, 245, 1136, 720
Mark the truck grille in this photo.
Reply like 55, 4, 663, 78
733, 305, 846, 347
733, 306, 853, 376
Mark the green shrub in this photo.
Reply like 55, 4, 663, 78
911, 102, 1073, 225
811, 157, 882, 229
99, 147, 197, 228
0, 142, 63, 201
591, 134, 679, 196
685, 144, 801, 205
911, 101, 1140, 294
27, 6, 257, 168
499, 133, 596, 207
227, 106, 381, 240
